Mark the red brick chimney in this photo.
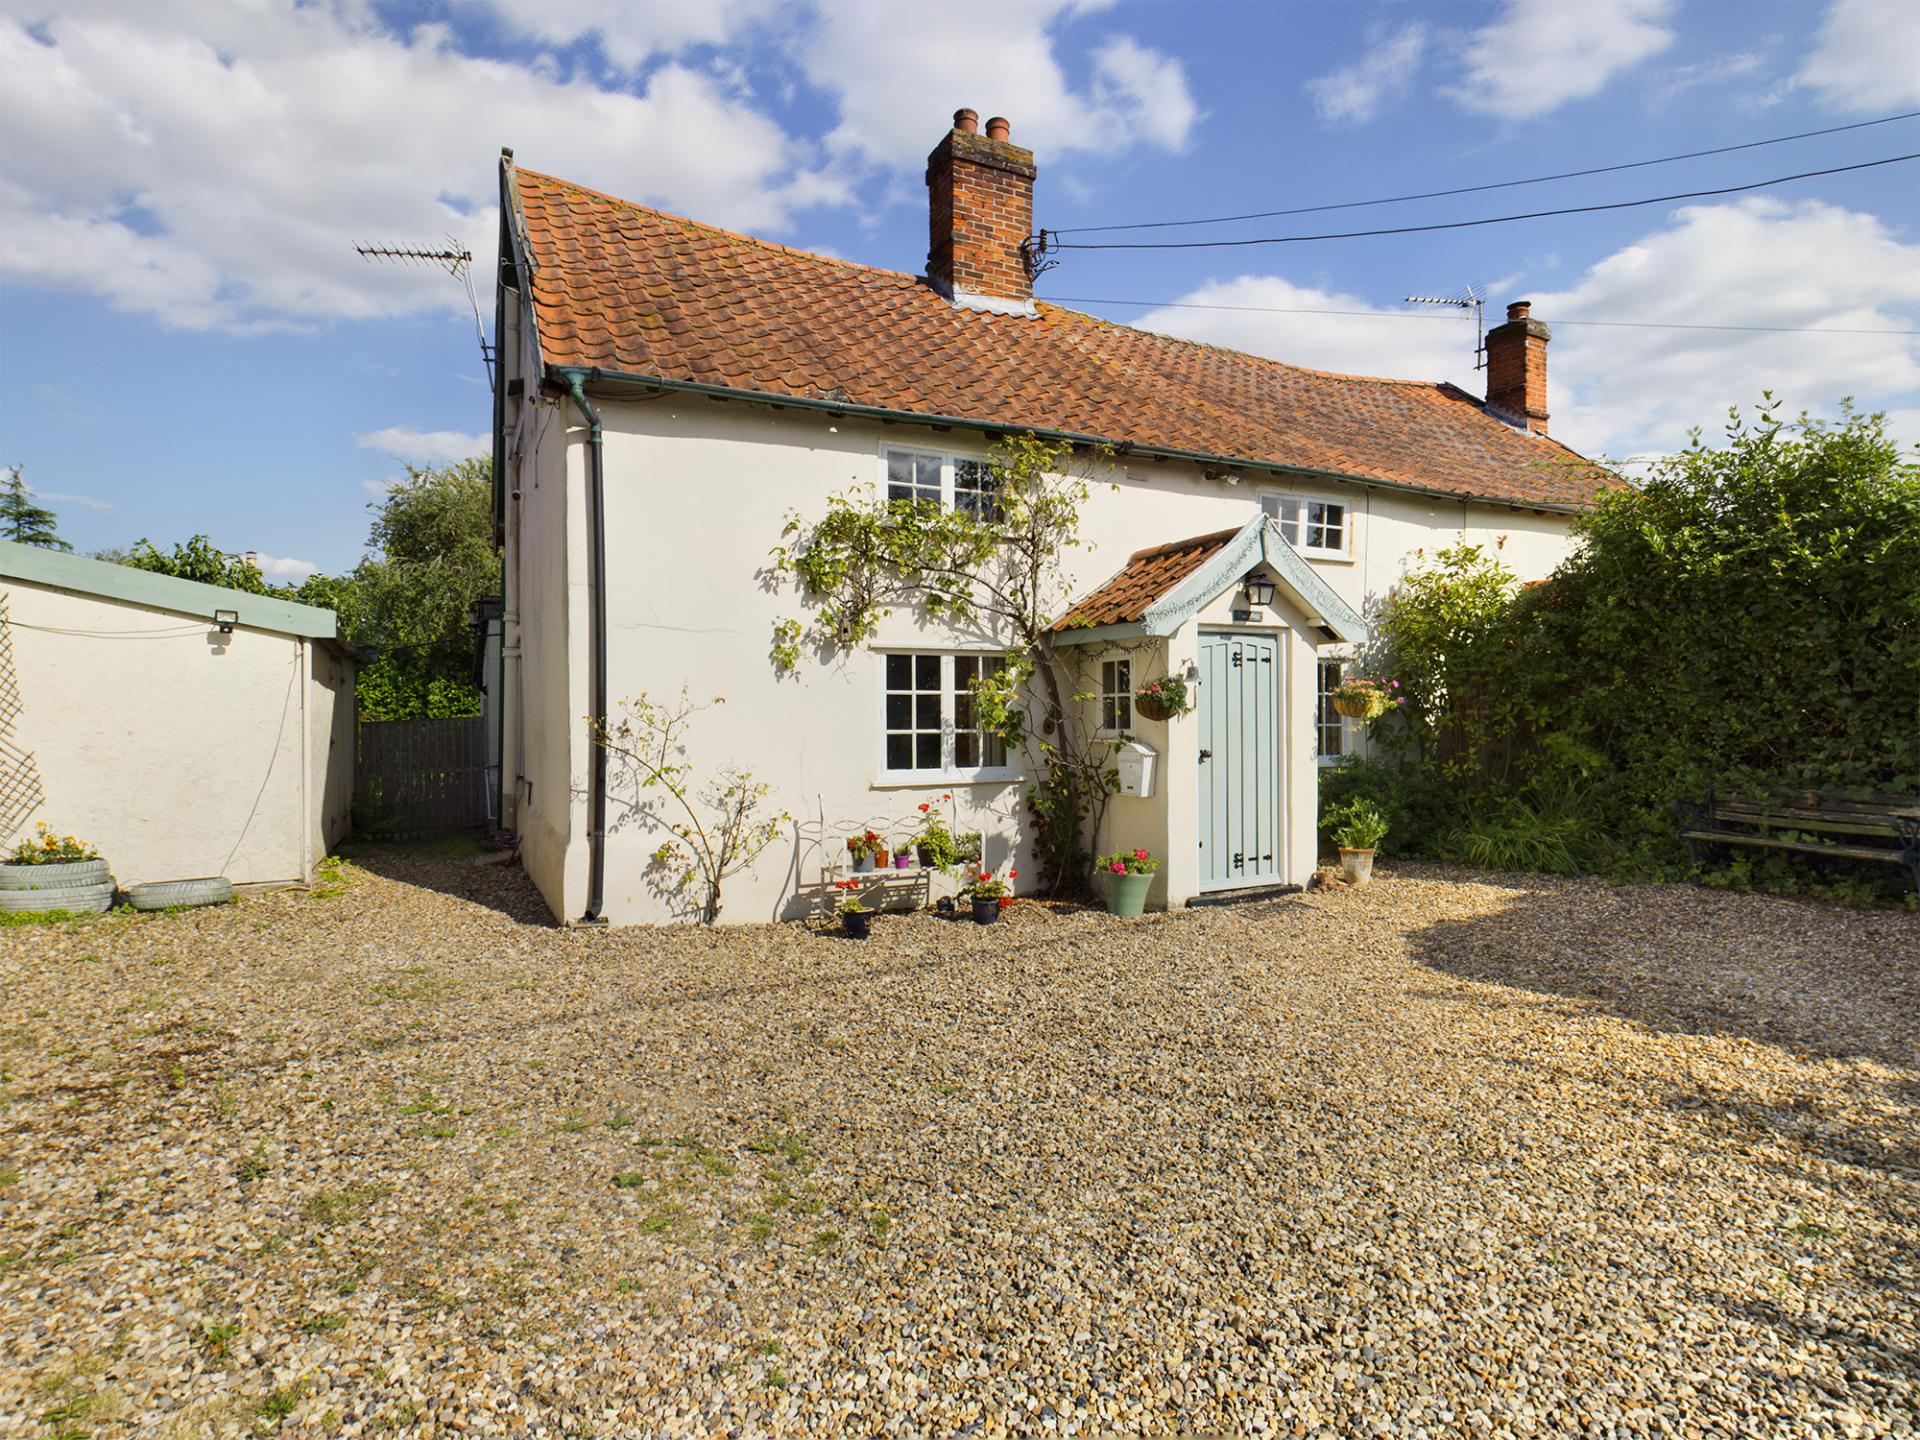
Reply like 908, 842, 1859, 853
1484, 301, 1551, 434
926, 108, 1036, 316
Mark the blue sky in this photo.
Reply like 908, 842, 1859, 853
1, 0, 1916, 578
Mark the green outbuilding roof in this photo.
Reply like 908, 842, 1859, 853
0, 540, 341, 642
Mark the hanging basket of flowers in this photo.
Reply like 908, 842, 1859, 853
1330, 676, 1400, 721
1133, 675, 1191, 723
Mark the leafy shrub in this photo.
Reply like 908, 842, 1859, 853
1366, 400, 1919, 894
1324, 800, 1389, 852
1317, 757, 1453, 856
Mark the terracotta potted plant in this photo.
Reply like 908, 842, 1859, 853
1326, 800, 1389, 886
1133, 675, 1191, 723
1097, 847, 1159, 917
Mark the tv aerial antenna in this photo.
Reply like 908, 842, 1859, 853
1404, 282, 1488, 370
354, 238, 493, 390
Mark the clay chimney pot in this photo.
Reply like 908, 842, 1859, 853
953, 108, 979, 134
984, 116, 1011, 141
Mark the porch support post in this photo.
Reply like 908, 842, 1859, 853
1160, 618, 1203, 909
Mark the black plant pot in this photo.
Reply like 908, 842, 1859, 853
843, 910, 872, 940
934, 897, 957, 918
972, 897, 1001, 925
917, 844, 936, 866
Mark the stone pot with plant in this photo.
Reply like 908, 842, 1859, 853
835, 880, 873, 939
1097, 847, 1160, 917
963, 866, 1014, 924
0, 824, 115, 916
1326, 800, 1389, 886
846, 830, 883, 874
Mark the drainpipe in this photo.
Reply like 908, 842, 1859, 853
561, 369, 609, 923
296, 636, 313, 884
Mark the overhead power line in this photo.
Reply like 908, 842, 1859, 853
1036, 296, 1920, 337
1050, 109, 1920, 235
1043, 153, 1920, 252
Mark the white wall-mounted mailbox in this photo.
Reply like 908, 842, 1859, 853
1115, 740, 1158, 798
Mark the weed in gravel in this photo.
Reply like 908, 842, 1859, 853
639, 1203, 686, 1235
0, 1169, 18, 1188
553, 1113, 591, 1134
299, 1313, 346, 1334
255, 1380, 306, 1428
236, 1146, 273, 1183
302, 1184, 391, 1226
615, 1278, 643, 1293
398, 1090, 452, 1116
199, 1321, 240, 1360
672, 1136, 734, 1176
867, 1207, 893, 1241
808, 1230, 841, 1256
747, 1131, 810, 1166
371, 1402, 420, 1431
605, 1111, 634, 1130
1791, 1219, 1837, 1239
745, 1212, 774, 1241
765, 1365, 790, 1389
611, 1172, 648, 1189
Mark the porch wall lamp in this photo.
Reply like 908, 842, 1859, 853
1242, 573, 1277, 609
213, 609, 238, 634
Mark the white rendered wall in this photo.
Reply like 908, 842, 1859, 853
511, 395, 1582, 924
2, 580, 331, 887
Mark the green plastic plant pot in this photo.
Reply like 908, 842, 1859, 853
1105, 870, 1152, 917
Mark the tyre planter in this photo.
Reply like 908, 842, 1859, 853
1104, 870, 1153, 917
0, 880, 114, 915
126, 877, 235, 912
1338, 847, 1376, 886
971, 897, 1001, 925
842, 910, 872, 941
0, 858, 111, 891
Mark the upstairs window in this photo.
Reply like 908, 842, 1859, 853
1099, 658, 1132, 733
1262, 493, 1351, 559
884, 446, 999, 517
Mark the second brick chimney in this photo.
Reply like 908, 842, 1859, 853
926, 108, 1037, 316
1484, 301, 1551, 434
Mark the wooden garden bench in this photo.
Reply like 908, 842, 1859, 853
1677, 786, 1920, 891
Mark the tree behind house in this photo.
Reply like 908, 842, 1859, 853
0, 468, 71, 551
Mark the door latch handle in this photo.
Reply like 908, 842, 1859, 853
1198, 748, 1213, 762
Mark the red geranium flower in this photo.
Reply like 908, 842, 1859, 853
1109, 861, 1126, 874
1133, 848, 1149, 861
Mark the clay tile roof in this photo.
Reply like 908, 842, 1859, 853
1052, 527, 1242, 631
509, 166, 1623, 511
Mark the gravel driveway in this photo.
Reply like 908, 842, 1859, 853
3, 852, 1915, 1438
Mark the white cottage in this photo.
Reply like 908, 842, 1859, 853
489, 110, 1619, 925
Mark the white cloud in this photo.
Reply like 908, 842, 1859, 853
252, 552, 318, 581
795, 2, 1199, 171
356, 427, 490, 464
1652, 49, 1766, 102
1116, 199, 1920, 466
1797, 0, 1920, 110
0, 3, 835, 333
1530, 198, 1920, 458
33, 490, 116, 513
1450, 0, 1675, 119
484, 0, 781, 69
1306, 22, 1428, 125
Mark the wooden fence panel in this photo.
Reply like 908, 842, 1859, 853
355, 717, 491, 839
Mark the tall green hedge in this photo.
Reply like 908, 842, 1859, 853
1360, 401, 1920, 894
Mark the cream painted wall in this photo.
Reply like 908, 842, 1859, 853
502, 392, 1584, 924
2, 580, 351, 887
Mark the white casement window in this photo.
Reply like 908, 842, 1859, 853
880, 652, 1012, 781
884, 446, 1000, 518
1099, 657, 1132, 734
1317, 657, 1347, 762
1262, 492, 1352, 559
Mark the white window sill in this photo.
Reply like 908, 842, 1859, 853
1299, 549, 1356, 565
871, 769, 1023, 789
1316, 753, 1348, 767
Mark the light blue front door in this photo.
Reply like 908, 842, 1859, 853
1197, 631, 1284, 891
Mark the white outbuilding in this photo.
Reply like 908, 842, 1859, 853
0, 541, 354, 889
